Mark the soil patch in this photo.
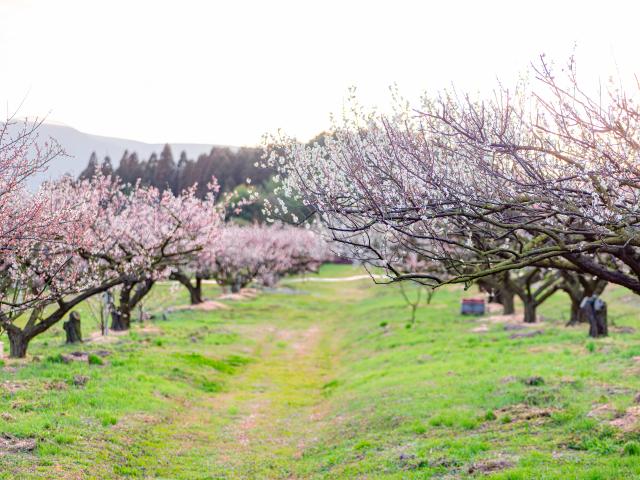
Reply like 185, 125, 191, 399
219, 288, 259, 301
497, 404, 556, 423
483, 313, 545, 326
87, 325, 161, 344
610, 405, 640, 431
468, 457, 514, 474
587, 403, 619, 419
471, 325, 489, 333
510, 330, 544, 340
171, 301, 229, 312
1, 380, 30, 394
0, 434, 36, 454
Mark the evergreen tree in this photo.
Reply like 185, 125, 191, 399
116, 150, 145, 185
79, 152, 99, 180
145, 153, 158, 186
174, 151, 190, 193
177, 151, 189, 170
100, 156, 114, 177
154, 144, 176, 190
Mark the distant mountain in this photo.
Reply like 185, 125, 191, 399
21, 121, 220, 188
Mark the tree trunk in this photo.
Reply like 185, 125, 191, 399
111, 283, 132, 331
7, 330, 29, 358
172, 272, 203, 304
523, 300, 537, 323
231, 277, 242, 293
583, 297, 608, 338
182, 281, 202, 304
110, 308, 130, 331
501, 288, 515, 315
111, 279, 154, 330
189, 278, 203, 304
63, 311, 82, 343
410, 304, 418, 324
567, 298, 582, 325
588, 311, 608, 338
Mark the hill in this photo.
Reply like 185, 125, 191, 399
19, 120, 219, 188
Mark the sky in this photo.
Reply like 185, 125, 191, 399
1, 0, 639, 146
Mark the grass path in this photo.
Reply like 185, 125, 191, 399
128, 303, 341, 479
202, 323, 332, 478
138, 271, 368, 479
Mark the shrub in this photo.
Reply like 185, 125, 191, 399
354, 440, 373, 451
46, 354, 66, 364
407, 422, 427, 435
484, 410, 497, 421
201, 380, 222, 393
88, 354, 104, 365
460, 417, 479, 430
100, 415, 117, 426
623, 441, 640, 456
54, 434, 75, 445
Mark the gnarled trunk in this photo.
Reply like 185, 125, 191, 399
582, 297, 608, 338
510, 268, 560, 324
193, 278, 203, 304
110, 279, 155, 331
111, 283, 133, 331
171, 271, 203, 304
182, 280, 202, 304
231, 276, 243, 293
184, 277, 203, 304
568, 298, 583, 325
63, 311, 82, 343
7, 330, 29, 358
501, 287, 515, 315
479, 274, 515, 315
523, 300, 537, 324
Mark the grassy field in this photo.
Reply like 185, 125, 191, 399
1, 264, 640, 479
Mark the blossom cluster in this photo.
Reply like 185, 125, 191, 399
199, 223, 330, 291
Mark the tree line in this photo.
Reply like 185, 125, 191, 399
78, 144, 309, 222
79, 144, 273, 196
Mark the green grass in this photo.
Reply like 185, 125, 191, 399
1, 265, 640, 478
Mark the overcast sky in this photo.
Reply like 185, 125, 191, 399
0, 0, 638, 146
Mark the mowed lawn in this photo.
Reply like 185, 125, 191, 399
1, 264, 640, 478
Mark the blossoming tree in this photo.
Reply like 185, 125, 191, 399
269, 58, 640, 291
0, 175, 224, 356
174, 224, 329, 300
267, 57, 638, 335
92, 184, 224, 330
0, 176, 122, 356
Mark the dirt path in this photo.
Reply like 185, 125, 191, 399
287, 274, 384, 283
178, 274, 382, 285
219, 324, 326, 469
161, 322, 334, 479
